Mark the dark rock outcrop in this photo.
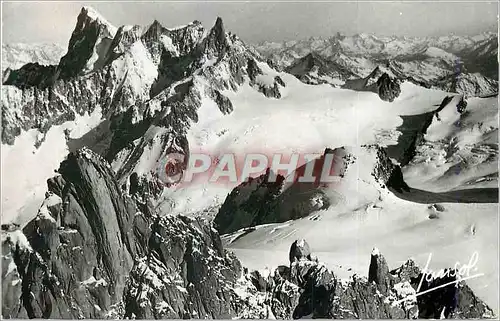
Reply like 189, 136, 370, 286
368, 248, 391, 294
2, 63, 57, 88
377, 72, 401, 102
289, 239, 312, 264
343, 65, 402, 102
214, 168, 286, 235
236, 240, 494, 319
247, 58, 285, 98
457, 95, 467, 114
386, 165, 411, 193
215, 145, 407, 235
1, 148, 247, 319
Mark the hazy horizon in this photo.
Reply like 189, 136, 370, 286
2, 1, 498, 46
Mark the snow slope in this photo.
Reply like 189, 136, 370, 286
1, 43, 66, 70
404, 95, 498, 192
154, 72, 498, 313
158, 72, 495, 203
1, 108, 103, 225
157, 72, 443, 214
225, 194, 498, 315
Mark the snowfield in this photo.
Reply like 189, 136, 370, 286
158, 70, 495, 207
225, 197, 498, 313
1, 107, 103, 226
157, 73, 498, 313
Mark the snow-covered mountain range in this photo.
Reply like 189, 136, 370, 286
1, 6, 498, 319
2, 43, 66, 71
256, 32, 498, 97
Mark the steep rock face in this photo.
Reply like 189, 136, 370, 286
4, 7, 118, 89
1, 148, 137, 318
203, 17, 229, 59
214, 145, 405, 235
1, 148, 251, 319
122, 215, 244, 319
58, 7, 118, 79
2, 8, 281, 150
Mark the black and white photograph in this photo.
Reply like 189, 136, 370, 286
1, 0, 499, 319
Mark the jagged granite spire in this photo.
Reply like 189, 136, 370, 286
141, 19, 166, 43
203, 17, 229, 59
289, 239, 312, 264
368, 247, 391, 294
57, 6, 118, 78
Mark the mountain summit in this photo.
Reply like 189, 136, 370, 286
2, 7, 284, 144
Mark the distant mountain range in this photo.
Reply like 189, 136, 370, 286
2, 43, 66, 70
254, 32, 498, 97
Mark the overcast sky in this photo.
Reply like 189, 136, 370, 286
2, 1, 498, 46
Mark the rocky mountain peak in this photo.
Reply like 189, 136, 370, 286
203, 16, 229, 59
141, 19, 166, 41
150, 19, 162, 28
78, 6, 118, 36
342, 64, 402, 101
302, 52, 326, 66
285, 51, 355, 86
368, 247, 391, 294
57, 6, 118, 78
